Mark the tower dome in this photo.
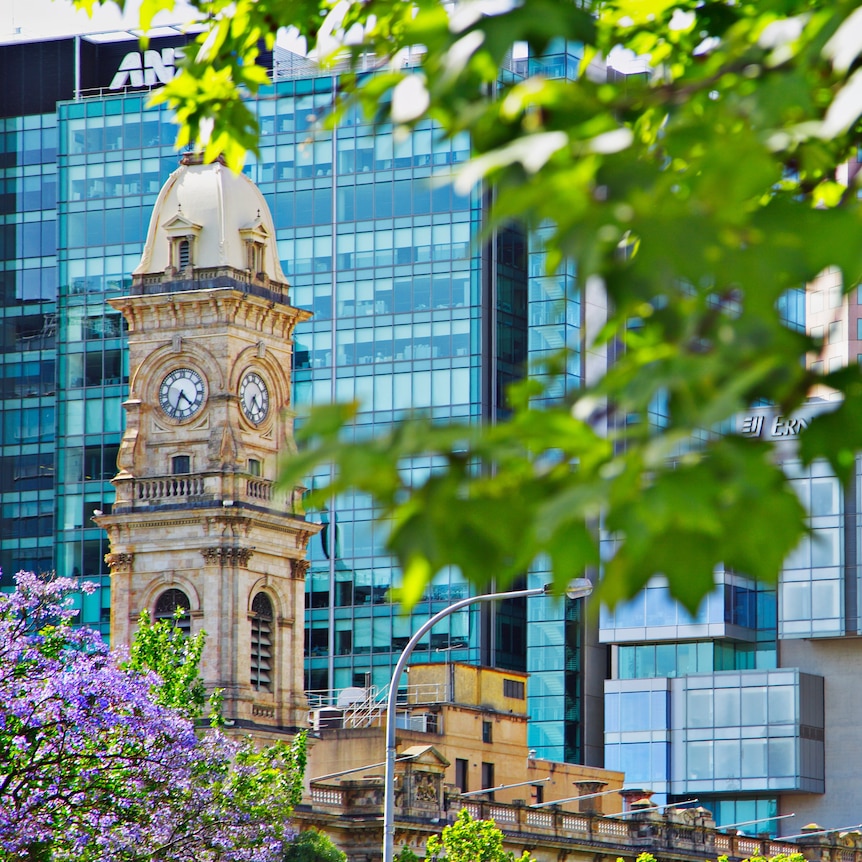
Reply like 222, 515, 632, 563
133, 153, 287, 285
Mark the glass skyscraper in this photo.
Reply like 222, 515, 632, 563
1, 31, 570, 742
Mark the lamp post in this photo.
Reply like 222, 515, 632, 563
382, 578, 593, 862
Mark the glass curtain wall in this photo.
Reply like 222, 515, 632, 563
520, 40, 587, 764
0, 112, 58, 588
56, 94, 178, 637
244, 70, 528, 694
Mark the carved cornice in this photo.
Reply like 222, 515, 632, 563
104, 552, 134, 573
297, 529, 315, 551
200, 547, 254, 566
291, 559, 310, 579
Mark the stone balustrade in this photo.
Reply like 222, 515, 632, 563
135, 475, 208, 500
112, 472, 303, 514
301, 776, 859, 862
246, 477, 273, 501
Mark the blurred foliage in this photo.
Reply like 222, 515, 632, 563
75, 0, 862, 612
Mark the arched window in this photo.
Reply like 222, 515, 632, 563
178, 239, 191, 269
250, 592, 274, 691
154, 588, 191, 636
246, 240, 265, 275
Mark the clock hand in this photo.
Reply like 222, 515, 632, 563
176, 389, 191, 407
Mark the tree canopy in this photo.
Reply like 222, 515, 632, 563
283, 828, 347, 862
125, 607, 210, 720
75, 0, 862, 611
0, 571, 306, 862
426, 809, 534, 862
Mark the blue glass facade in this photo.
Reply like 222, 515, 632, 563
0, 35, 537, 703
56, 92, 170, 635
521, 39, 590, 765
779, 459, 845, 638
0, 109, 58, 587
266, 72, 518, 692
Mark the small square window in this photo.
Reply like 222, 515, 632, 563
503, 678, 525, 699
248, 458, 262, 476
172, 455, 190, 474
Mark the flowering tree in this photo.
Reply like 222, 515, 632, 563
0, 571, 305, 862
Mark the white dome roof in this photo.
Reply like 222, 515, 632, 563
133, 154, 287, 283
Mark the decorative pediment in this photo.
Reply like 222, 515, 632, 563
399, 745, 450, 769
398, 746, 448, 813
161, 211, 202, 237
239, 215, 270, 245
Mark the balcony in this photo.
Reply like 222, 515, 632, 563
135, 475, 208, 501
112, 471, 304, 515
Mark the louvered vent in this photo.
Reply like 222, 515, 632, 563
154, 588, 191, 636
251, 592, 274, 691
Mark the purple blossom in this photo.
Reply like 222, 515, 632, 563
0, 571, 304, 861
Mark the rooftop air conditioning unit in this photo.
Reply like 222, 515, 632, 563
310, 707, 343, 731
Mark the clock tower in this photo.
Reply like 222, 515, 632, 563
96, 153, 320, 734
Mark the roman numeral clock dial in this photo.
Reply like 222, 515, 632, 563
240, 371, 269, 425
158, 367, 206, 420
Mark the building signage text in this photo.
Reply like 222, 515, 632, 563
109, 48, 184, 90
740, 414, 809, 438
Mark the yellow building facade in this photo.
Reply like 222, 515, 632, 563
306, 662, 625, 811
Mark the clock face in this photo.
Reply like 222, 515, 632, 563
159, 367, 206, 420
240, 371, 270, 425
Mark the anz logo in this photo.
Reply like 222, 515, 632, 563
109, 47, 184, 90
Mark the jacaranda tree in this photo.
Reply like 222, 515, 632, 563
0, 571, 306, 862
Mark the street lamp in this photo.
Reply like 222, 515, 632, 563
382, 578, 593, 862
